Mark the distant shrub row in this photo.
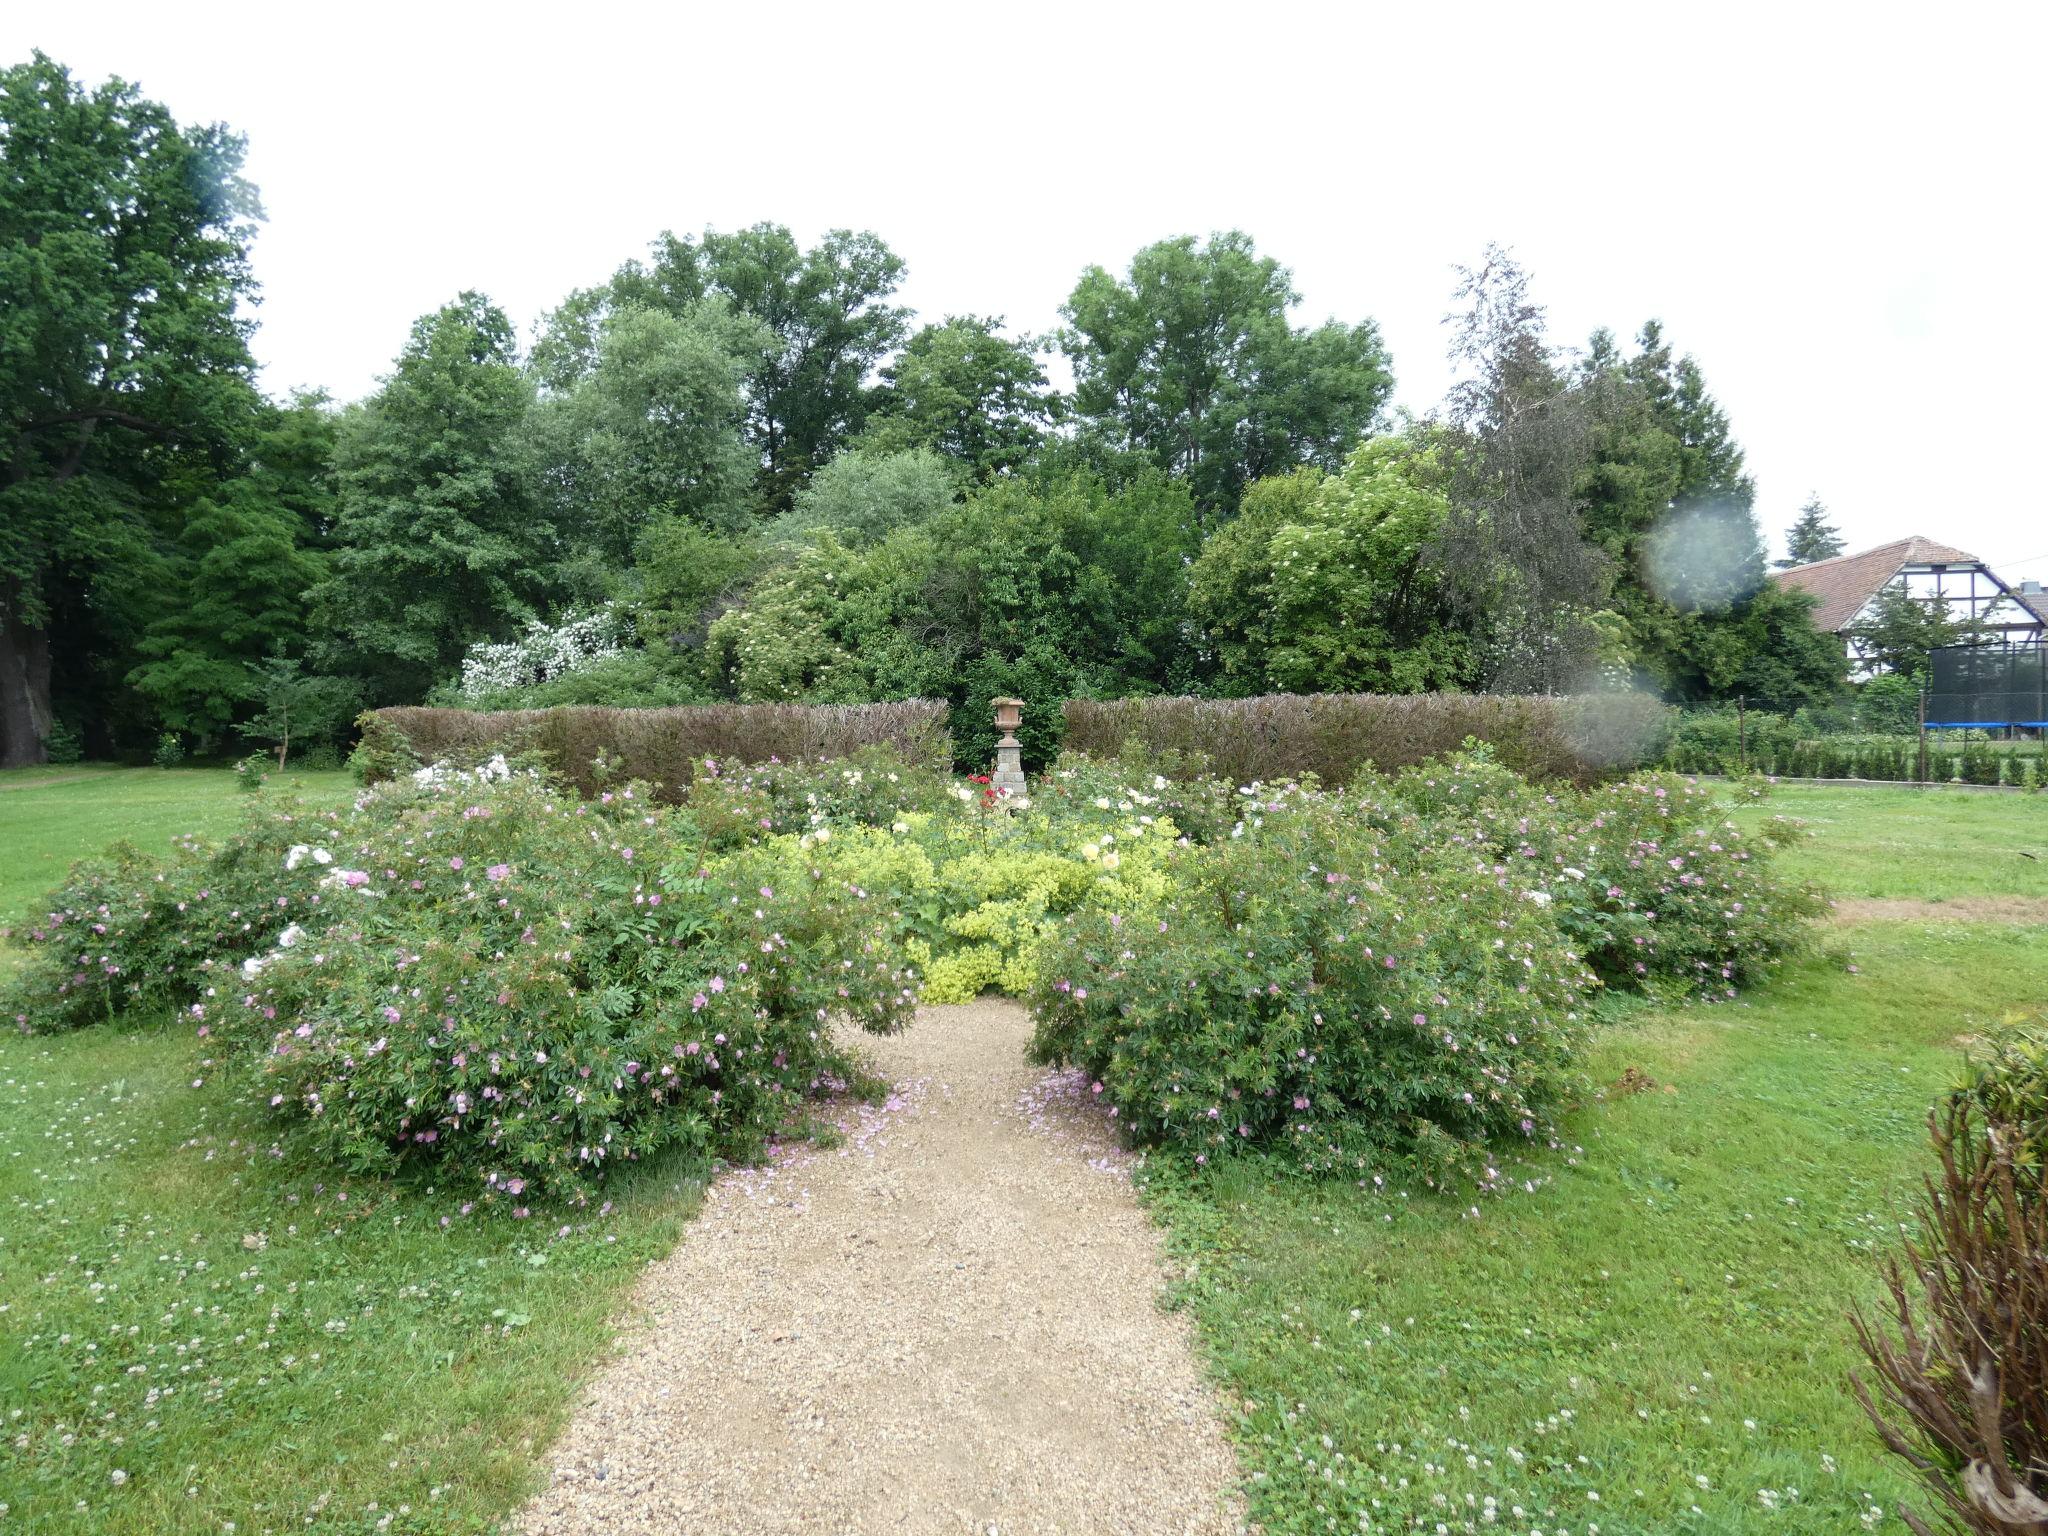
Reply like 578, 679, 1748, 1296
1061, 691, 1672, 787
1663, 710, 2044, 786
359, 700, 952, 798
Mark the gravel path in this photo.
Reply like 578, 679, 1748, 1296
517, 998, 1246, 1536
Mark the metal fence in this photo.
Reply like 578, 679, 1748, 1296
1926, 643, 2048, 728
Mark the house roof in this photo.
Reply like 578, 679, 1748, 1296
1770, 536, 1985, 633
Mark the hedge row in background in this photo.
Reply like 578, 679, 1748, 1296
1060, 691, 1673, 787
1662, 711, 2044, 787
361, 700, 951, 799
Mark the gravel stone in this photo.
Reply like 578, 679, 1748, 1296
517, 998, 1246, 1535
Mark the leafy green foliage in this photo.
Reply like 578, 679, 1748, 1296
1029, 781, 1593, 1184
860, 315, 1057, 477
1852, 586, 1980, 684
1190, 439, 1470, 695
774, 445, 960, 547
309, 294, 547, 704
1778, 493, 1846, 567
1388, 754, 1824, 996
1, 52, 267, 766
525, 299, 766, 565
1060, 231, 1392, 517
541, 223, 910, 509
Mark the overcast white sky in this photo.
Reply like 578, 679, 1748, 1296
12, 1, 2044, 583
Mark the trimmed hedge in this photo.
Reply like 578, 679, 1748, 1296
1061, 691, 1671, 786
362, 700, 951, 799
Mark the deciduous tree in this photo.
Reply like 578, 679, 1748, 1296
1060, 232, 1392, 519
309, 294, 546, 704
1, 53, 265, 763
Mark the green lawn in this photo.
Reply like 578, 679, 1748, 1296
0, 767, 356, 927
1146, 783, 2048, 1535
0, 766, 706, 1533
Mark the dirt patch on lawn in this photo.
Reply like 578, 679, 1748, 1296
1831, 896, 2048, 926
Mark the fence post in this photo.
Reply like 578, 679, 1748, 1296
1736, 695, 1747, 774
1916, 691, 1928, 783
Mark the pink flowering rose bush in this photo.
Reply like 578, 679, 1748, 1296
1028, 789, 1595, 1185
215, 772, 917, 1203
3, 802, 350, 1033
1384, 751, 1822, 998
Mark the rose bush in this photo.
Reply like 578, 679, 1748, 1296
1382, 750, 1822, 997
1027, 786, 1594, 1183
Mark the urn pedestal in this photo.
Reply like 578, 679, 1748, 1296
989, 696, 1027, 800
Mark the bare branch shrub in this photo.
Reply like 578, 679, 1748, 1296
1851, 1034, 2048, 1535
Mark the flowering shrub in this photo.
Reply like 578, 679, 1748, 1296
7, 771, 915, 1204
1028, 789, 1594, 1184
3, 803, 349, 1032
683, 745, 954, 850
1385, 752, 1823, 997
215, 774, 915, 1203
457, 605, 633, 703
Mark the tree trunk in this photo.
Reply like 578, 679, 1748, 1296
0, 577, 53, 768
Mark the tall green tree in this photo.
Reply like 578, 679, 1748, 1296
127, 398, 340, 744
860, 315, 1057, 477
310, 293, 545, 704
127, 474, 326, 744
1777, 494, 1845, 567
0, 52, 265, 764
526, 299, 767, 582
1059, 232, 1393, 519
539, 224, 910, 509
1432, 247, 1611, 691
1576, 318, 1838, 704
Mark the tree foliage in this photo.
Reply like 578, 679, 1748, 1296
1778, 494, 1846, 567
309, 293, 546, 705
540, 223, 910, 510
860, 315, 1056, 477
2, 53, 1857, 763
0, 52, 265, 764
1060, 231, 1392, 518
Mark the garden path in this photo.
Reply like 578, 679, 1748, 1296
517, 998, 1246, 1536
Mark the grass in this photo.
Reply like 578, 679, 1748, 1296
0, 765, 707, 1533
0, 767, 356, 929
1143, 783, 2048, 1536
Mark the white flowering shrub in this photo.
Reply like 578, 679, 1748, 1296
458, 607, 632, 703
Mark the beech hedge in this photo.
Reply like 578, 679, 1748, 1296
358, 700, 952, 799
1061, 691, 1673, 787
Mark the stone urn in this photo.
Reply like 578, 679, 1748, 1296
989, 697, 1027, 799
